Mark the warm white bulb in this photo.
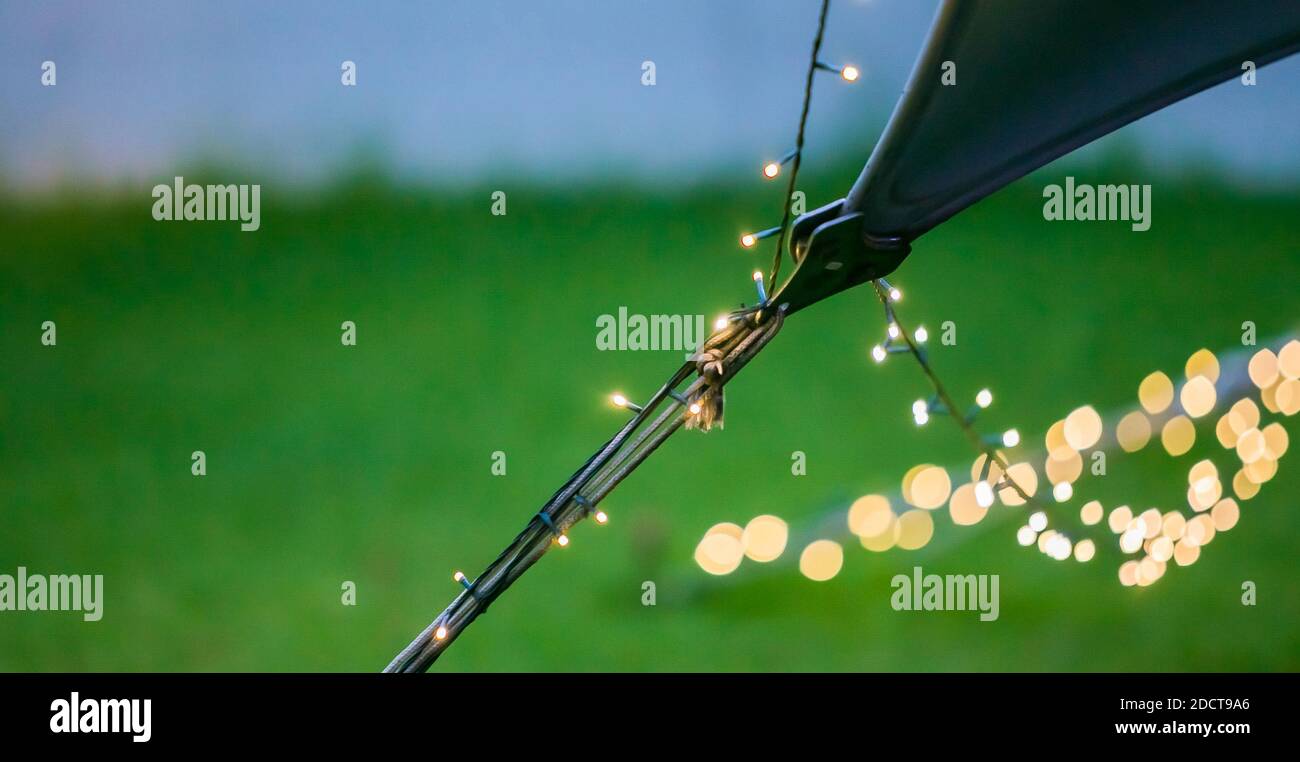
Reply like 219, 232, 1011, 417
453, 571, 465, 583
557, 534, 569, 547
435, 626, 448, 640
1052, 482, 1073, 502
611, 393, 628, 408
762, 162, 780, 179
914, 410, 930, 426
688, 402, 702, 415
912, 399, 928, 416
871, 345, 886, 363
976, 389, 993, 408
741, 233, 757, 248
714, 316, 728, 331
887, 323, 900, 339
752, 270, 763, 282
595, 510, 608, 524
841, 65, 860, 82
914, 326, 928, 343
1002, 428, 1021, 448
889, 287, 902, 302
974, 480, 995, 508
1029, 511, 1047, 532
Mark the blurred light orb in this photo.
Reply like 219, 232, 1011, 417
799, 540, 844, 581
848, 495, 893, 538
996, 463, 1038, 505
742, 514, 788, 562
1248, 348, 1279, 389
1016, 525, 1037, 546
1211, 498, 1240, 531
1116, 411, 1152, 452
1179, 376, 1217, 418
1236, 428, 1266, 464
1173, 538, 1200, 566
1149, 536, 1174, 563
1028, 511, 1048, 532
1119, 526, 1144, 554
1160, 415, 1196, 456
1073, 538, 1096, 562
1215, 413, 1239, 449
1080, 500, 1104, 526
860, 518, 900, 552
1064, 405, 1103, 450
1188, 459, 1218, 486
1227, 398, 1260, 435
1044, 420, 1071, 458
895, 509, 935, 550
1161, 511, 1187, 540
1244, 455, 1277, 484
1277, 378, 1300, 415
1045, 448, 1083, 484
948, 483, 987, 526
1139, 371, 1175, 414
1139, 508, 1163, 539
1052, 481, 1073, 502
1233, 469, 1260, 500
1278, 339, 1300, 379
695, 523, 745, 575
1107, 504, 1134, 534
976, 388, 993, 408
909, 465, 952, 509
1262, 422, 1289, 458
1118, 560, 1139, 587
1185, 348, 1220, 383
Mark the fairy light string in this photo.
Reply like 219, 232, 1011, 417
388, 1, 862, 671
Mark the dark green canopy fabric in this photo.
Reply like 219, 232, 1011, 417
772, 0, 1300, 315
844, 0, 1300, 239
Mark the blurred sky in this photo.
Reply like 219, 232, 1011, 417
3, 0, 1299, 192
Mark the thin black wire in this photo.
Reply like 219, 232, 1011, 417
385, 313, 784, 672
767, 0, 831, 295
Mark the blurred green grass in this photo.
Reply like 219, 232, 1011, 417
2, 164, 1298, 671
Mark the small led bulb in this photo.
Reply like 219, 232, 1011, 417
974, 481, 995, 508
762, 161, 781, 179
557, 534, 570, 547
887, 323, 900, 339
976, 389, 993, 408
1002, 428, 1021, 448
841, 65, 860, 82
914, 325, 928, 343
595, 510, 609, 524
741, 233, 758, 248
871, 345, 886, 363
435, 626, 448, 640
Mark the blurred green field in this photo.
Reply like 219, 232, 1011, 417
2, 162, 1299, 671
